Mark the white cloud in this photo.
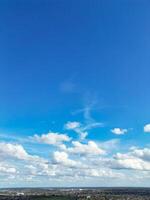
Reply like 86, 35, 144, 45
82, 168, 123, 178
0, 163, 17, 174
65, 121, 88, 140
131, 147, 150, 162
33, 132, 71, 146
65, 121, 81, 130
144, 124, 150, 132
65, 120, 102, 140
65, 102, 103, 141
53, 151, 77, 167
1, 120, 150, 187
67, 141, 105, 156
108, 147, 150, 171
0, 142, 46, 164
111, 157, 150, 171
111, 128, 128, 135
0, 142, 30, 160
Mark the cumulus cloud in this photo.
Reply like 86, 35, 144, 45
108, 147, 150, 171
0, 142, 30, 160
0, 142, 46, 164
0, 163, 17, 174
53, 151, 77, 167
33, 132, 71, 146
1, 118, 150, 187
67, 141, 105, 156
131, 147, 150, 162
111, 128, 128, 135
144, 124, 150, 133
82, 168, 123, 178
0, 138, 124, 186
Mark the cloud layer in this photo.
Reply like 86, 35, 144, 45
0, 122, 150, 187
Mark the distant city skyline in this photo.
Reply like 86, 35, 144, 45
0, 0, 150, 187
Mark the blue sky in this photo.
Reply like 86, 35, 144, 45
0, 0, 150, 187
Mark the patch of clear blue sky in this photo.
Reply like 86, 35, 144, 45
0, 0, 150, 145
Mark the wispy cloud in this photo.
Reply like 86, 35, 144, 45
65, 120, 102, 140
60, 79, 76, 93
69, 102, 103, 140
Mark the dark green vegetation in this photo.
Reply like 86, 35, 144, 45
0, 195, 75, 200
28, 196, 74, 200
0, 188, 150, 200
